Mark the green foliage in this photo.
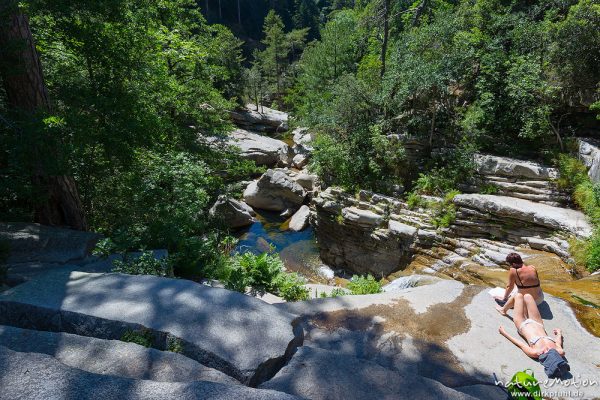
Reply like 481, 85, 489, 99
219, 251, 308, 301
112, 251, 173, 278
319, 287, 348, 298
346, 274, 383, 295
407, 192, 424, 209
480, 183, 500, 195
167, 337, 184, 353
274, 272, 310, 301
121, 329, 154, 348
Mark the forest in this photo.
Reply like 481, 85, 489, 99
1, 0, 599, 284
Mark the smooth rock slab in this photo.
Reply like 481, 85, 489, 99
453, 194, 593, 238
288, 205, 310, 232
0, 271, 302, 385
0, 346, 300, 400
226, 129, 291, 166
474, 154, 558, 180
0, 325, 238, 384
0, 222, 101, 264
259, 346, 477, 400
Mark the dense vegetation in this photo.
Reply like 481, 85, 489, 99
1, 0, 599, 280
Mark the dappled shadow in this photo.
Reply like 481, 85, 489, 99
0, 269, 304, 387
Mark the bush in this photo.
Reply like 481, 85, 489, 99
431, 190, 460, 229
167, 337, 184, 353
121, 329, 154, 348
220, 251, 310, 301
406, 192, 423, 209
274, 272, 310, 301
112, 251, 173, 277
347, 274, 382, 295
319, 288, 348, 298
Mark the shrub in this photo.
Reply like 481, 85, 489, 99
319, 288, 348, 298
121, 329, 154, 348
407, 192, 423, 209
112, 251, 173, 277
220, 251, 310, 301
347, 274, 383, 295
167, 337, 184, 353
274, 272, 310, 301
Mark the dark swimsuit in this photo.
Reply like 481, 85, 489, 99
515, 267, 541, 289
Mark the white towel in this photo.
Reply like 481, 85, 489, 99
488, 287, 506, 298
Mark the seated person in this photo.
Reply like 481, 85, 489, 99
495, 252, 544, 316
499, 292, 570, 378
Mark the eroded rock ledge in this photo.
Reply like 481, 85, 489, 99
311, 187, 591, 276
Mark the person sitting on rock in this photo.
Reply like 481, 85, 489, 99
499, 292, 570, 378
495, 252, 544, 316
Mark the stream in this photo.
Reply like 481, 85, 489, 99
234, 210, 329, 283
234, 209, 600, 336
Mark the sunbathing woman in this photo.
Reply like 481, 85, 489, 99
495, 252, 544, 316
499, 292, 570, 378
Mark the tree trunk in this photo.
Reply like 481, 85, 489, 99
218, 0, 222, 20
237, 0, 242, 25
0, 5, 87, 230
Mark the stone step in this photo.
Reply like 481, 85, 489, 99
0, 325, 238, 384
0, 345, 300, 400
0, 270, 303, 386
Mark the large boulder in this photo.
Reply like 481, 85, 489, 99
259, 346, 476, 400
0, 346, 300, 400
0, 222, 101, 265
292, 127, 314, 153
226, 129, 292, 167
578, 138, 600, 183
209, 196, 256, 229
288, 205, 311, 232
474, 154, 558, 180
230, 105, 289, 134
243, 170, 306, 213
453, 194, 593, 238
0, 325, 238, 384
0, 270, 303, 385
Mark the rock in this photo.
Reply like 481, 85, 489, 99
578, 138, 600, 183
453, 194, 593, 238
0, 222, 101, 264
0, 346, 300, 400
0, 270, 303, 385
288, 206, 311, 232
474, 154, 558, 180
243, 170, 306, 212
341, 207, 383, 227
259, 346, 476, 400
388, 220, 418, 239
293, 173, 318, 191
275, 281, 600, 400
221, 129, 292, 167
292, 127, 313, 148
316, 265, 335, 280
209, 196, 256, 229
292, 153, 309, 169
0, 325, 238, 384
230, 105, 289, 134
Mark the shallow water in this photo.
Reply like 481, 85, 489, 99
234, 210, 326, 282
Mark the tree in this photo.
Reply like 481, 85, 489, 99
260, 10, 289, 102
0, 1, 87, 230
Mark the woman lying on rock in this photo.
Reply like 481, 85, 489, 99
495, 252, 544, 316
499, 292, 570, 378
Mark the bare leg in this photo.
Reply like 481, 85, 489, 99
523, 293, 543, 324
496, 295, 515, 316
512, 293, 527, 329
